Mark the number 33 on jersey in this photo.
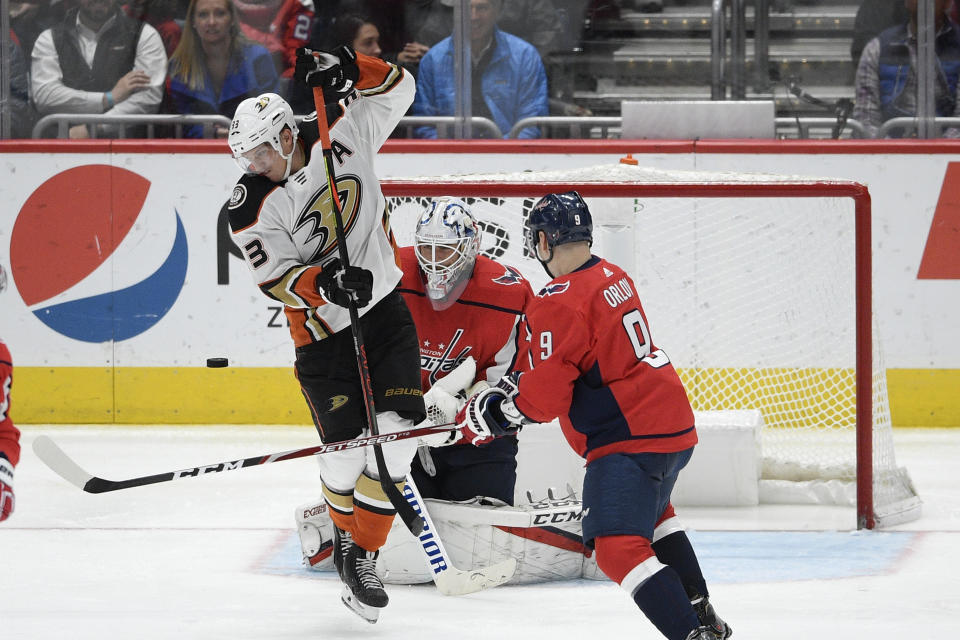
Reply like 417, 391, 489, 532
513, 256, 697, 463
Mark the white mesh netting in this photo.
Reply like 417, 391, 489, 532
382, 162, 921, 528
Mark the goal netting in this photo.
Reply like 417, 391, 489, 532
382, 161, 921, 529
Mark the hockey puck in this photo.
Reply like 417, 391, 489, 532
206, 357, 229, 368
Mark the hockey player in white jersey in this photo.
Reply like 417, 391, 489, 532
225, 46, 424, 623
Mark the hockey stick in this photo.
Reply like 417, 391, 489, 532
310, 77, 422, 536
403, 477, 517, 595
31, 423, 456, 494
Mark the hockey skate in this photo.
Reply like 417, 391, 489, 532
692, 595, 732, 639
685, 626, 724, 640
332, 526, 351, 579
340, 542, 388, 623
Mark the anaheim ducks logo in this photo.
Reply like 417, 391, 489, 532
295, 174, 362, 264
327, 395, 349, 412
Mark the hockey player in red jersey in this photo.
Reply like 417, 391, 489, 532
232, 0, 313, 76
454, 192, 732, 640
398, 197, 534, 506
225, 47, 423, 622
0, 264, 19, 523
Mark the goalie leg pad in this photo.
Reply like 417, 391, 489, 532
295, 499, 336, 569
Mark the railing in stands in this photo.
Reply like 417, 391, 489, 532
39, 113, 960, 141
877, 117, 960, 138
32, 114, 232, 139
393, 116, 502, 139
508, 116, 870, 139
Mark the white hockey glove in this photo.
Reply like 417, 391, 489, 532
418, 356, 478, 447
423, 383, 462, 426
0, 455, 14, 522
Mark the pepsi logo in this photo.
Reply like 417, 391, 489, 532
9, 165, 188, 343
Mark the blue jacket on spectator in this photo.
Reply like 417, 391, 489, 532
877, 21, 960, 122
167, 42, 279, 138
411, 27, 548, 139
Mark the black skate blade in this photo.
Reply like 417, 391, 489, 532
340, 586, 380, 624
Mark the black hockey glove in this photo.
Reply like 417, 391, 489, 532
315, 259, 373, 309
294, 46, 359, 101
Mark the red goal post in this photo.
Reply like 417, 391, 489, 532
381, 166, 919, 530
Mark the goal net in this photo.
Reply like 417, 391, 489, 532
382, 161, 921, 529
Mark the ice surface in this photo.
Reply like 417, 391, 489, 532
2, 425, 958, 639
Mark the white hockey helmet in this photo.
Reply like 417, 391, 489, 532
228, 93, 299, 178
415, 197, 481, 311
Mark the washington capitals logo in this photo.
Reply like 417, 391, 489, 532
538, 281, 570, 297
492, 266, 523, 286
422, 329, 472, 386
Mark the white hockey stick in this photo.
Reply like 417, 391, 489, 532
402, 477, 517, 596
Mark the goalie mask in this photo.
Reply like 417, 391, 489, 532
228, 93, 299, 179
415, 197, 481, 311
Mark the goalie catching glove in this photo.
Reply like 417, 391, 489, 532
453, 372, 527, 446
294, 46, 359, 101
315, 258, 373, 309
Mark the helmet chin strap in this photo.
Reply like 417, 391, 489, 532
535, 244, 556, 278
279, 144, 295, 180
275, 132, 298, 180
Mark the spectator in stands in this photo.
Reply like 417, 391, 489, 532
124, 0, 183, 56
853, 0, 960, 138
400, 0, 565, 62
326, 11, 383, 57
851, 0, 910, 68
167, 0, 279, 138
287, 9, 382, 114
5, 32, 37, 138
410, 0, 549, 139
231, 0, 313, 78
9, 0, 66, 57
306, 1, 429, 74
30, 0, 167, 139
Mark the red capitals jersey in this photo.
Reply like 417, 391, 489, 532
514, 256, 697, 464
397, 247, 533, 391
235, 0, 314, 76
0, 340, 19, 467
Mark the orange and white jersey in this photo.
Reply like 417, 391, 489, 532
227, 54, 413, 348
